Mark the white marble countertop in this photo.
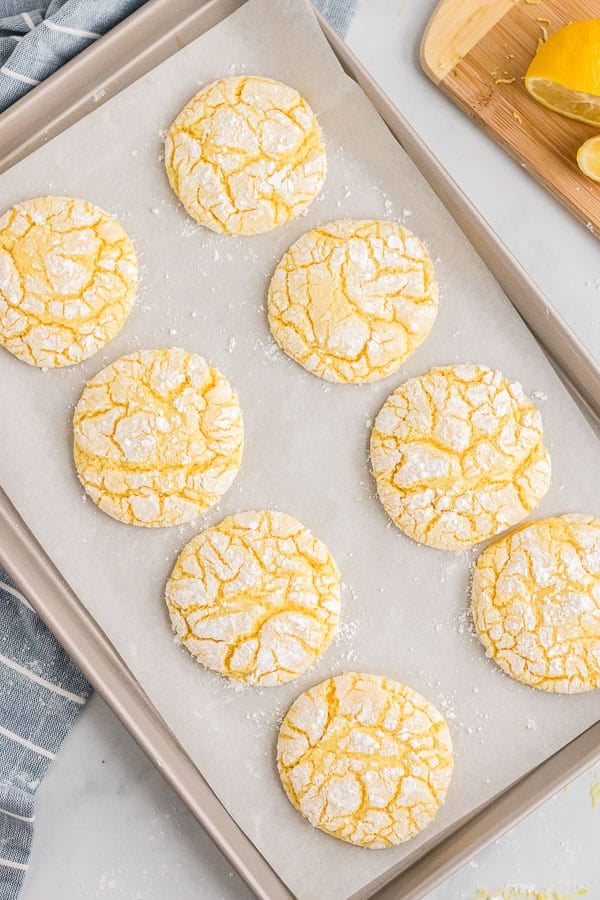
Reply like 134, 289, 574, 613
21, 1, 600, 898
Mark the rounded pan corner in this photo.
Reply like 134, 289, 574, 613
419, 0, 447, 86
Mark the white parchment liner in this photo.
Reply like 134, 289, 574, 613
1, 1, 600, 897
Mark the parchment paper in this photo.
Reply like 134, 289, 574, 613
1, 1, 600, 897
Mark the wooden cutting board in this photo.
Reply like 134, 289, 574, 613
421, 0, 600, 236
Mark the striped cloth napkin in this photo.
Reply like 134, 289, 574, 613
0, 0, 358, 112
0, 0, 147, 111
0, 575, 89, 896
0, 0, 357, 896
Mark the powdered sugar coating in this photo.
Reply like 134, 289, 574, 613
370, 365, 551, 550
165, 76, 326, 235
0, 196, 136, 367
472, 514, 600, 693
277, 673, 453, 847
73, 348, 243, 527
166, 510, 340, 685
268, 220, 438, 383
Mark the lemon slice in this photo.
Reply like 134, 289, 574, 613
525, 20, 600, 126
577, 135, 600, 183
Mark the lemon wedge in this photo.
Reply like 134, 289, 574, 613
525, 19, 600, 125
577, 135, 600, 183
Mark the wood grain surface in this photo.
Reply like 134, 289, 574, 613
421, 0, 600, 236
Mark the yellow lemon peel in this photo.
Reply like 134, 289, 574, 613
590, 775, 600, 808
525, 20, 600, 126
577, 135, 600, 184
474, 890, 587, 900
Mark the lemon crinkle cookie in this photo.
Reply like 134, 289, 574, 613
472, 514, 600, 693
277, 673, 453, 847
73, 348, 243, 527
165, 75, 326, 235
166, 510, 340, 686
0, 196, 137, 367
268, 219, 439, 383
370, 365, 551, 550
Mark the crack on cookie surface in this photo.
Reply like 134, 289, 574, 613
277, 673, 453, 847
472, 514, 600, 693
0, 196, 137, 367
370, 365, 551, 550
73, 348, 243, 527
268, 220, 439, 383
165, 76, 326, 235
166, 510, 341, 685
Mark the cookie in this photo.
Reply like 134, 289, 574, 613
268, 220, 438, 383
0, 196, 136, 367
166, 510, 340, 685
165, 76, 326, 235
472, 514, 600, 693
370, 365, 551, 550
277, 673, 453, 847
73, 348, 243, 527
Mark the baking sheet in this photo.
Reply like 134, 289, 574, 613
1, 0, 600, 897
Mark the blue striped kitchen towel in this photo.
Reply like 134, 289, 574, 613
0, 0, 148, 111
0, 0, 358, 896
0, 0, 358, 112
0, 572, 90, 899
